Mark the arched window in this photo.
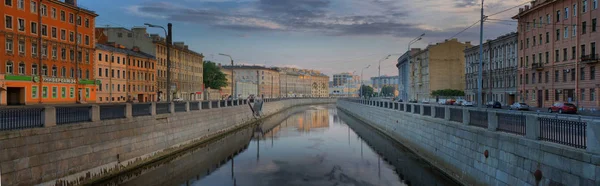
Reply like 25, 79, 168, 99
18, 62, 25, 74
51, 65, 57, 77
31, 64, 38, 75
41, 64, 48, 76
5, 61, 13, 74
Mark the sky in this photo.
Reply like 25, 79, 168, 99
80, 0, 526, 80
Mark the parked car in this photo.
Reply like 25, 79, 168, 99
486, 101, 502, 109
509, 102, 530, 110
445, 99, 456, 105
454, 99, 466, 106
548, 102, 578, 114
461, 101, 475, 107
173, 98, 184, 102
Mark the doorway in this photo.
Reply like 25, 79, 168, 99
138, 94, 144, 103
6, 87, 24, 105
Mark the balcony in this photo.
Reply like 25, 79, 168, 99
581, 54, 599, 64
531, 63, 544, 71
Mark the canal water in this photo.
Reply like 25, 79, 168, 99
99, 105, 459, 186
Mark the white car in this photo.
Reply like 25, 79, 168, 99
173, 98, 184, 102
461, 101, 474, 107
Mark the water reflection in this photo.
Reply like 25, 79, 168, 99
103, 105, 458, 186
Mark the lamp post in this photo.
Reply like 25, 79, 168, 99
477, 0, 486, 108
145, 23, 172, 102
361, 65, 371, 98
407, 33, 425, 101
377, 55, 391, 96
219, 53, 235, 99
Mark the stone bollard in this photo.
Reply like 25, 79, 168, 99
217, 101, 221, 108
151, 102, 157, 116
44, 106, 57, 127
185, 102, 190, 112
431, 105, 437, 117
125, 103, 133, 118
169, 102, 175, 114
420, 104, 425, 115
208, 101, 212, 109
487, 110, 498, 131
525, 115, 540, 140
462, 108, 470, 125
444, 106, 451, 121
586, 121, 600, 154
91, 105, 101, 122
198, 101, 203, 110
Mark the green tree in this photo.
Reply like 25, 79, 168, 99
359, 85, 374, 97
381, 85, 395, 96
431, 89, 465, 97
203, 61, 228, 89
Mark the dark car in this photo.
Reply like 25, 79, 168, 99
486, 101, 502, 109
548, 102, 578, 114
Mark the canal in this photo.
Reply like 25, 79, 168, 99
97, 105, 459, 186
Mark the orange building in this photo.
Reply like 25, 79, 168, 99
0, 0, 98, 105
126, 47, 156, 102
95, 43, 128, 103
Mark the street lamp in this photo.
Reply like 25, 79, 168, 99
145, 23, 172, 102
406, 33, 425, 101
377, 55, 391, 96
361, 65, 371, 98
219, 53, 235, 99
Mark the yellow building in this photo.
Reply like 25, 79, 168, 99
222, 65, 279, 98
153, 38, 204, 101
95, 44, 128, 103
278, 67, 328, 97
410, 39, 472, 102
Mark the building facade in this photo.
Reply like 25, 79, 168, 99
371, 75, 400, 96
153, 39, 203, 101
95, 43, 127, 103
279, 67, 328, 97
126, 47, 156, 102
0, 0, 98, 105
410, 39, 472, 102
397, 49, 421, 101
222, 65, 280, 98
464, 33, 518, 105
330, 72, 360, 97
514, 1, 600, 109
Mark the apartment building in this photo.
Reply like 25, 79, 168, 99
514, 0, 599, 109
464, 33, 518, 105
0, 0, 98, 105
397, 48, 421, 101
127, 47, 156, 102
95, 43, 127, 103
222, 65, 280, 98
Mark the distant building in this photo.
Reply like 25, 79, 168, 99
410, 39, 472, 102
397, 49, 422, 100
331, 72, 360, 96
278, 67, 329, 97
371, 75, 399, 96
222, 65, 280, 98
464, 33, 518, 105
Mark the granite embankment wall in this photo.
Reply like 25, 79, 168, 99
337, 99, 600, 186
0, 98, 335, 186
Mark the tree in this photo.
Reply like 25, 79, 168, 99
381, 85, 395, 97
359, 85, 374, 97
431, 89, 465, 97
203, 61, 228, 90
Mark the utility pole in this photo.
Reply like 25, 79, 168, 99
477, 0, 485, 108
167, 23, 172, 102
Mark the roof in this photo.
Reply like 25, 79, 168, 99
222, 65, 278, 71
96, 44, 155, 59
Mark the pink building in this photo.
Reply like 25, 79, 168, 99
514, 0, 599, 110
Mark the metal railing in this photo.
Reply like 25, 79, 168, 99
423, 106, 431, 116
132, 103, 152, 117
449, 108, 463, 123
227, 100, 232, 106
56, 106, 91, 125
394, 103, 399, 110
211, 101, 219, 108
220, 101, 226, 107
99, 105, 126, 120
497, 113, 526, 135
435, 107, 445, 119
413, 105, 420, 114
0, 107, 45, 131
469, 110, 488, 128
539, 117, 587, 149
189, 102, 200, 110
174, 102, 187, 112
581, 54, 599, 63
156, 103, 171, 115
400, 103, 404, 111
233, 100, 238, 106
406, 104, 412, 113
201, 101, 211, 109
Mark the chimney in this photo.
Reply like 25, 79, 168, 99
65, 0, 77, 6
173, 42, 185, 48
519, 8, 523, 13
465, 41, 471, 45
525, 5, 529, 10
132, 46, 140, 52
184, 45, 189, 50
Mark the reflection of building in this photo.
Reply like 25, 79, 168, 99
464, 33, 517, 105
292, 109, 330, 132
410, 39, 472, 102
371, 75, 400, 96
1, 0, 98, 105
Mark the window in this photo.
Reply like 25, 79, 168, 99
563, 70, 567, 82
117, 33, 123, 38
17, 18, 24, 31
60, 11, 65, 21
5, 38, 13, 52
68, 13, 73, 23
60, 29, 65, 40
595, 0, 598, 9
581, 89, 586, 101
31, 42, 36, 56
41, 25, 47, 36
85, 88, 90, 98
61, 67, 65, 77
31, 86, 37, 98
582, 44, 587, 56
539, 34, 542, 45
592, 89, 597, 101
77, 33, 81, 44
40, 4, 46, 16
556, 29, 560, 41
51, 46, 56, 58
41, 44, 46, 57
592, 42, 597, 55
31, 64, 37, 75
61, 87, 66, 98
571, 68, 576, 81
105, 69, 108, 77
545, 71, 549, 83
564, 48, 568, 61
69, 49, 74, 61
545, 89, 549, 101
526, 38, 529, 48
573, 25, 577, 36
594, 19, 598, 32
69, 32, 73, 42
525, 74, 529, 84
84, 18, 89, 28
98, 53, 102, 61
51, 86, 57, 98
555, 70, 559, 82
5, 15, 12, 29
5, 61, 13, 74
532, 72, 536, 84
98, 68, 102, 77
533, 37, 536, 46
51, 8, 56, 18
30, 1, 36, 13
583, 21, 587, 34
546, 52, 549, 63
574, 4, 578, 16
85, 69, 89, 79
18, 40, 24, 54
547, 14, 551, 24
117, 70, 120, 78
111, 69, 114, 77
60, 48, 65, 60
42, 86, 47, 98
592, 66, 596, 80
30, 22, 36, 34
565, 7, 569, 19
41, 64, 47, 76
69, 87, 74, 98
557, 10, 561, 22
76, 16, 81, 25
564, 26, 569, 38
584, 0, 588, 12
51, 27, 56, 38
85, 51, 89, 63
84, 35, 89, 45
573, 47, 577, 59
51, 65, 56, 77
70, 68, 74, 78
